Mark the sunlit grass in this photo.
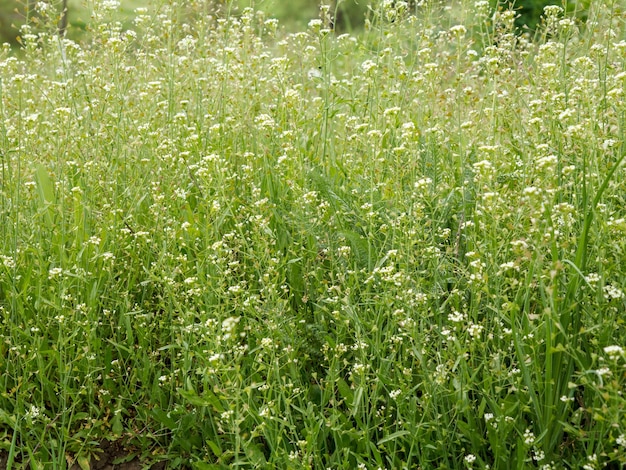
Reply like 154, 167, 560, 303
1, 0, 626, 468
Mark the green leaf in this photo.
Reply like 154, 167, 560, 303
77, 454, 91, 470
244, 441, 267, 466
0, 409, 17, 428
35, 163, 56, 229
339, 230, 370, 268
205, 440, 223, 458
26, 448, 43, 470
111, 411, 124, 436
178, 388, 209, 407
376, 430, 410, 445
178, 387, 225, 412
351, 386, 364, 417
151, 408, 177, 430
35, 164, 55, 205
337, 378, 354, 406
192, 462, 227, 470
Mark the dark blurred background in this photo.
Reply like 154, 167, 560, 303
0, 0, 583, 46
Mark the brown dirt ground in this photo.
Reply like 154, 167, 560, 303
0, 440, 169, 470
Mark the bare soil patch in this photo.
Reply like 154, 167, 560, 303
0, 440, 169, 470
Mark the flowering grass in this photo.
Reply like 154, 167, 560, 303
1, 0, 626, 468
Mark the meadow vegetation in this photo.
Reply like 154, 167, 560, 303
1, 0, 626, 468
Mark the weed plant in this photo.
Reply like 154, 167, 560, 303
1, 0, 626, 468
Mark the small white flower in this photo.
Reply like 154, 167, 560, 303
100, 0, 121, 11
543, 5, 564, 17
604, 345, 624, 358
26, 405, 41, 419
208, 353, 223, 362
604, 284, 624, 300
449, 25, 467, 37
448, 311, 466, 323
308, 19, 323, 31
255, 114, 275, 130
221, 316, 240, 333
307, 67, 322, 79
414, 177, 432, 191
48, 267, 64, 279
361, 60, 377, 74
524, 428, 535, 445
467, 323, 484, 338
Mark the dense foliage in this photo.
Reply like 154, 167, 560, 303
1, 0, 626, 468
0, 0, 592, 44
499, 0, 591, 31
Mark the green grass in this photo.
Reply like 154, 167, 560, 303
2, 0, 626, 468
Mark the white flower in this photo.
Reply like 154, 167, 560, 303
467, 323, 484, 338
361, 60, 377, 74
604, 345, 624, 358
449, 25, 467, 37
524, 428, 535, 445
48, 267, 64, 279
604, 284, 624, 300
26, 405, 41, 419
307, 67, 322, 79
0, 255, 16, 269
178, 35, 197, 51
100, 0, 121, 11
221, 316, 240, 333
448, 311, 466, 323
308, 19, 322, 30
414, 177, 432, 191
255, 114, 275, 130
543, 5, 564, 17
